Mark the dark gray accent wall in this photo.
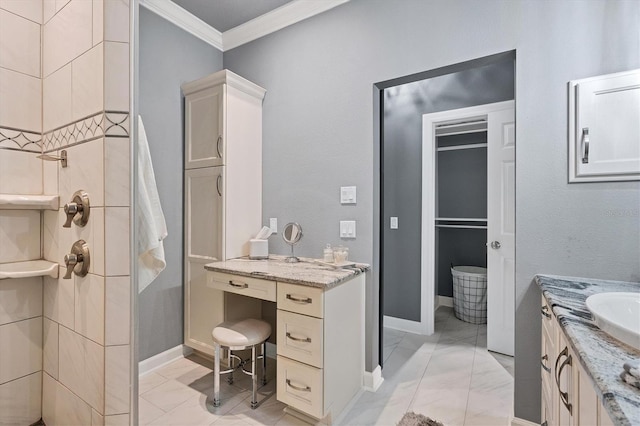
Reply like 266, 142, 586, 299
138, 8, 223, 361
223, 0, 640, 422
382, 62, 512, 322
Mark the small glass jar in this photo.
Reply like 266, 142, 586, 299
333, 246, 349, 263
323, 244, 334, 262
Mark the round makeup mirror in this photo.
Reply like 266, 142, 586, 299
282, 222, 303, 263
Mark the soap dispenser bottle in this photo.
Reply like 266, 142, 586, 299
323, 244, 334, 262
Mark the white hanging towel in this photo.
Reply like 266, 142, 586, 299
137, 115, 168, 293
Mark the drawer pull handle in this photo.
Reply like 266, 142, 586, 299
541, 305, 551, 319
228, 280, 248, 289
286, 332, 311, 343
541, 354, 551, 373
286, 294, 312, 304
286, 379, 311, 392
554, 346, 573, 414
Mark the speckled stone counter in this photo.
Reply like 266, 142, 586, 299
204, 255, 369, 289
536, 274, 640, 426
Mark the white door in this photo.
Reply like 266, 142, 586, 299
184, 85, 225, 169
487, 104, 515, 356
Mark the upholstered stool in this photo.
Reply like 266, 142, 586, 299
211, 318, 271, 409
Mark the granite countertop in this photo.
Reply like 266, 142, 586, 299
536, 274, 640, 426
204, 255, 370, 289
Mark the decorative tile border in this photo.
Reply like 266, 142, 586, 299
42, 111, 130, 153
0, 111, 130, 154
0, 126, 42, 152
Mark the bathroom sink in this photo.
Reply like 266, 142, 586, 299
586, 292, 640, 351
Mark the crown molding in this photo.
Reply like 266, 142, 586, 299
140, 0, 350, 52
139, 0, 223, 51
222, 0, 350, 51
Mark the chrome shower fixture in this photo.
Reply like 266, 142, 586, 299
37, 149, 67, 167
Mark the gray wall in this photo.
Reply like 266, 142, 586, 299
382, 61, 512, 322
223, 0, 640, 422
138, 8, 223, 361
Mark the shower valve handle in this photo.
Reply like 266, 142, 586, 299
63, 240, 90, 279
63, 190, 90, 228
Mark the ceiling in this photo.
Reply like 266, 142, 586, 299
170, 0, 294, 33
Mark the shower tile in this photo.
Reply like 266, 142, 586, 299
104, 42, 130, 112
105, 276, 130, 346
42, 372, 56, 424
43, 209, 59, 263
43, 153, 59, 195
59, 137, 105, 207
58, 326, 105, 412
93, 0, 104, 46
104, 137, 131, 207
0, 150, 43, 194
43, 317, 59, 379
0, 210, 41, 263
43, 63, 72, 132
72, 43, 104, 121
0, 277, 42, 325
0, 372, 41, 425
0, 318, 42, 384
0, 9, 40, 77
106, 413, 130, 425
74, 273, 105, 344
43, 0, 92, 77
0, 67, 41, 132
53, 371, 94, 425
43, 271, 75, 330
104, 0, 129, 43
0, 0, 43, 23
93, 409, 105, 426
55, 0, 71, 12
105, 344, 131, 415
105, 207, 130, 276
43, 0, 55, 23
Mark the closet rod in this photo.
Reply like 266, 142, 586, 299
436, 143, 488, 152
435, 224, 488, 229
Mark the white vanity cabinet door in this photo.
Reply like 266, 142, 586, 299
184, 167, 223, 261
185, 85, 225, 169
569, 69, 640, 182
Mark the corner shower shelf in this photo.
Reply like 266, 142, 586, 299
0, 194, 59, 210
0, 260, 59, 280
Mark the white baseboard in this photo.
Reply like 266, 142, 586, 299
383, 315, 424, 334
139, 344, 193, 377
437, 296, 453, 308
511, 417, 538, 426
363, 365, 384, 392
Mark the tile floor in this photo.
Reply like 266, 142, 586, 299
138, 307, 514, 425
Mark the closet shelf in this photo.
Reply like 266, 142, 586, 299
436, 143, 487, 152
0, 260, 59, 280
436, 217, 487, 222
436, 224, 487, 229
0, 194, 59, 210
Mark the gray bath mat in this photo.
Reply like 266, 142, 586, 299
397, 411, 444, 426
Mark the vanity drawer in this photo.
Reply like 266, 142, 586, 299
207, 272, 276, 302
277, 355, 324, 419
277, 282, 324, 318
277, 310, 323, 368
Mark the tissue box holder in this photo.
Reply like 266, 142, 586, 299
249, 239, 268, 259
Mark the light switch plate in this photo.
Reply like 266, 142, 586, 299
340, 220, 356, 238
390, 217, 398, 229
269, 218, 277, 234
340, 186, 357, 204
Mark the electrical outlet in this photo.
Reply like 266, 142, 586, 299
390, 217, 398, 229
269, 218, 277, 233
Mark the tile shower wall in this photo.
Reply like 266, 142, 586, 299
0, 1, 44, 424
39, 0, 132, 425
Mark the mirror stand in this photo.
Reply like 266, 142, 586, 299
282, 222, 303, 263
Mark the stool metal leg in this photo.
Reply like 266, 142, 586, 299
250, 345, 258, 409
213, 343, 221, 407
227, 348, 234, 385
261, 342, 267, 385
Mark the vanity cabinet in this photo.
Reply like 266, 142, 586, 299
540, 295, 613, 426
182, 70, 265, 355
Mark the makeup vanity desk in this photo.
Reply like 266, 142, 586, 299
202, 255, 369, 424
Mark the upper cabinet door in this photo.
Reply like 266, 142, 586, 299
569, 70, 640, 182
185, 85, 225, 169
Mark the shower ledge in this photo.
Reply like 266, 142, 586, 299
0, 194, 59, 210
0, 260, 59, 280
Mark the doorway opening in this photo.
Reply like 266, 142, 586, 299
374, 51, 515, 367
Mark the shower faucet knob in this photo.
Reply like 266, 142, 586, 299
63, 190, 90, 228
63, 240, 90, 279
